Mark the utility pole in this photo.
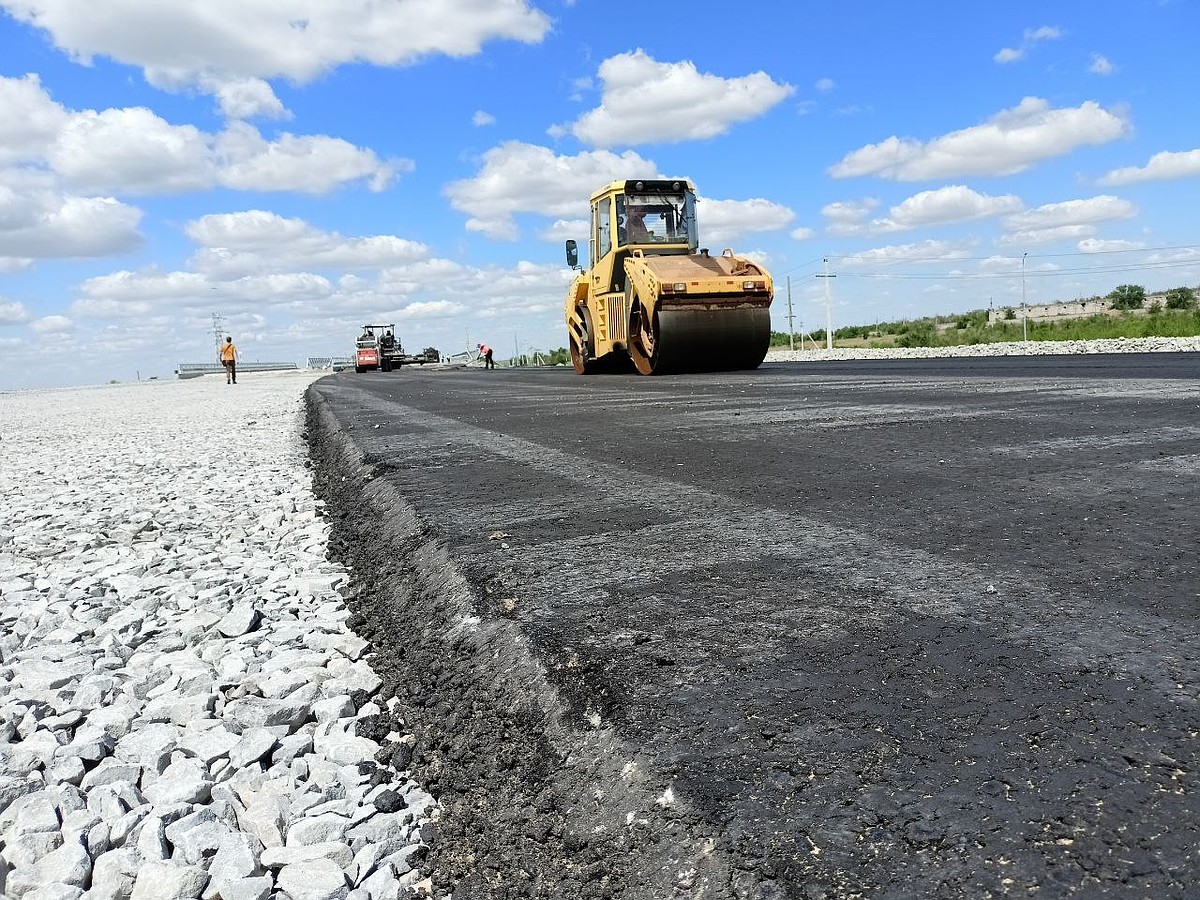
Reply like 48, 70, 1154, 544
1021, 251, 1028, 342
815, 258, 836, 350
513, 333, 519, 367
786, 276, 795, 350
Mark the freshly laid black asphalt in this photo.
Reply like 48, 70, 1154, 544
306, 353, 1199, 899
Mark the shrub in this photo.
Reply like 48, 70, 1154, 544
1164, 287, 1197, 310
1107, 284, 1146, 310
896, 323, 935, 347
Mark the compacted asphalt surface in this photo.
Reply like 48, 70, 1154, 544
306, 353, 1199, 900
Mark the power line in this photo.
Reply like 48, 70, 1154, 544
836, 258, 1200, 280
826, 242, 1200, 266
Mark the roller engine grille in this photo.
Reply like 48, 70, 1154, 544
607, 296, 628, 342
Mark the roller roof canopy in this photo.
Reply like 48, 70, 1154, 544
589, 179, 696, 203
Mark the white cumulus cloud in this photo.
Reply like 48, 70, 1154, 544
0, 73, 69, 164
50, 107, 214, 194
0, 299, 31, 323
0, 0, 551, 114
558, 50, 793, 148
185, 210, 429, 277
995, 25, 1062, 63
397, 299, 468, 319
539, 219, 589, 243
696, 197, 795, 246
445, 141, 661, 240
0, 74, 408, 197
1026, 26, 1063, 41
1000, 195, 1136, 246
867, 186, 1022, 235
1099, 148, 1200, 185
30, 314, 72, 333
210, 77, 290, 120
822, 187, 1020, 237
821, 198, 879, 235
1004, 195, 1136, 231
838, 240, 976, 267
830, 97, 1127, 181
0, 172, 143, 266
1078, 238, 1145, 253
214, 122, 406, 194
1000, 225, 1099, 247
71, 267, 336, 318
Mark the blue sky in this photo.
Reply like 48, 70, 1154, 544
1, 0, 1198, 388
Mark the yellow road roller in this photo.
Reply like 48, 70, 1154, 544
564, 179, 773, 375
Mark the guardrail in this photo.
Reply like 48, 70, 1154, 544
176, 362, 299, 379
306, 357, 353, 370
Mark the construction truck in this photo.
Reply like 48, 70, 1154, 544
564, 179, 773, 375
353, 324, 439, 373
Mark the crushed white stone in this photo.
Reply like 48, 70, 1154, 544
0, 372, 437, 900
767, 335, 1200, 361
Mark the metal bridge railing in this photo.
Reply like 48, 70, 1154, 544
176, 362, 298, 379
306, 357, 353, 370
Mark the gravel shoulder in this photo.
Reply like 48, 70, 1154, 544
766, 335, 1200, 361
0, 373, 437, 900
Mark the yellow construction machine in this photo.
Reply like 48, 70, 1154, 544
564, 179, 773, 375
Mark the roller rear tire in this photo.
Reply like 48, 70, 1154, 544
570, 306, 597, 374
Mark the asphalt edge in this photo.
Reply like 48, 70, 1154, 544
304, 383, 752, 900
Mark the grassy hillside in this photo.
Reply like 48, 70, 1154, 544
773, 303, 1200, 350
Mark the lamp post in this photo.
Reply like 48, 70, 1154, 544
1021, 251, 1028, 342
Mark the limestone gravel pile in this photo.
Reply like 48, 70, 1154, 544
0, 374, 437, 900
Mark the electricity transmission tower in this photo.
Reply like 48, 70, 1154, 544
211, 313, 225, 358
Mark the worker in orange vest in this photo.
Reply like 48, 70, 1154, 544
219, 336, 239, 384
478, 343, 494, 370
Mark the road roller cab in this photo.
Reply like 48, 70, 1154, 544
565, 179, 774, 375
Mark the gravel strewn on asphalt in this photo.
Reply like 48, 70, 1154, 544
0, 373, 437, 900
766, 335, 1200, 361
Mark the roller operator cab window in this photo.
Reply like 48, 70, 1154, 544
596, 202, 612, 261
617, 193, 697, 249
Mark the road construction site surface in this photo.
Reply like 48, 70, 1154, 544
306, 354, 1199, 900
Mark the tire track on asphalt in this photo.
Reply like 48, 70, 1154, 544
355, 396, 1197, 711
